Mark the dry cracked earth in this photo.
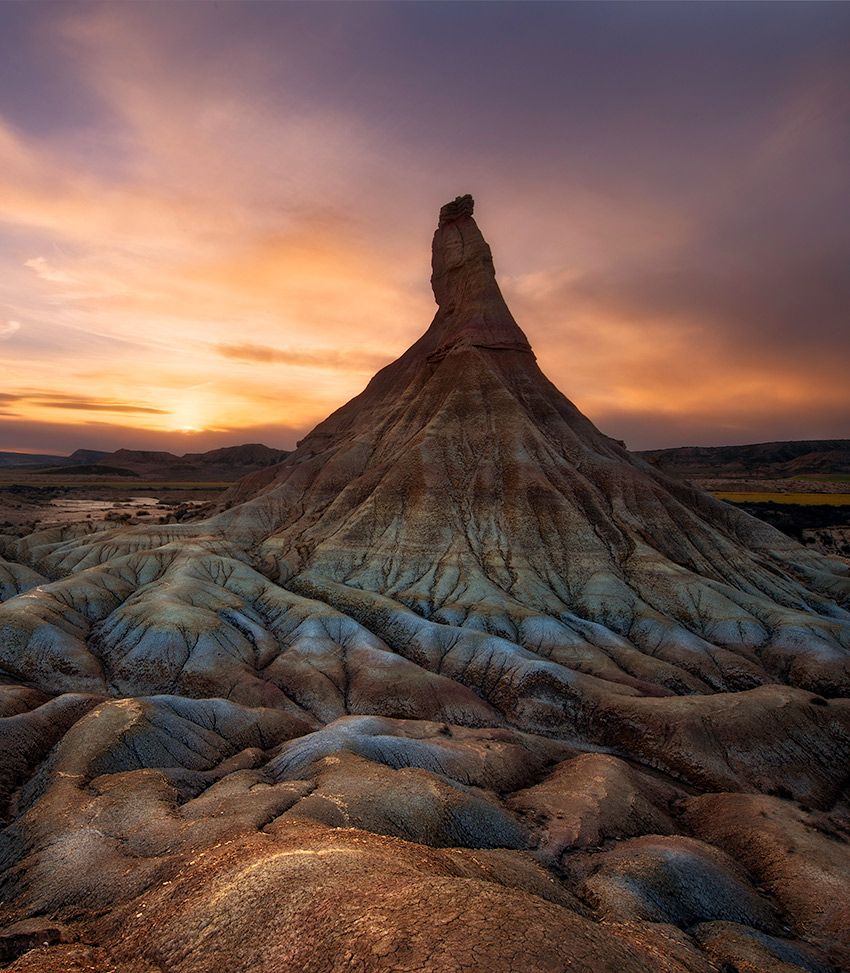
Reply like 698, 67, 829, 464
1, 196, 849, 973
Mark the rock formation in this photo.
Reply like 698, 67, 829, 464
0, 196, 849, 972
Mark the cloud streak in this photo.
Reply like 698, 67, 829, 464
215, 342, 392, 373
0, 390, 170, 416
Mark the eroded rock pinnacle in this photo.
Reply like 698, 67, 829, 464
0, 194, 848, 973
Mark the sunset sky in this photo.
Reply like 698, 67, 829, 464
1, 1, 848, 455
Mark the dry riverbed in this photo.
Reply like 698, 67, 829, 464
0, 474, 228, 536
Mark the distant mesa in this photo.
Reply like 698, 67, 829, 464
0, 448, 113, 470
0, 442, 289, 481
39, 463, 140, 478
639, 439, 850, 477
69, 448, 111, 464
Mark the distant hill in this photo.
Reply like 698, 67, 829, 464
0, 443, 289, 481
99, 443, 290, 480
69, 449, 112, 464
185, 443, 291, 467
0, 449, 110, 469
0, 451, 76, 468
39, 463, 141, 477
637, 439, 850, 478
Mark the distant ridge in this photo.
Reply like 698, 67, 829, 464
639, 439, 850, 477
0, 450, 98, 468
0, 442, 289, 480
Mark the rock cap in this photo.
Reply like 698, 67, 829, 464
438, 194, 475, 227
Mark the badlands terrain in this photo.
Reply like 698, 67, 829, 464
1, 196, 849, 972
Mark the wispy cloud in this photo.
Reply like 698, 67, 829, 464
32, 399, 169, 415
24, 257, 76, 284
215, 342, 391, 373
0, 389, 169, 416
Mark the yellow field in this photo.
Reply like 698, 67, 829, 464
712, 491, 850, 506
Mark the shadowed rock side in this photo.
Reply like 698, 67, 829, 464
1, 195, 849, 972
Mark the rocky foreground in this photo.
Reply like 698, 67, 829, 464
1, 196, 849, 972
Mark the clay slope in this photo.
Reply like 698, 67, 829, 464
0, 195, 849, 973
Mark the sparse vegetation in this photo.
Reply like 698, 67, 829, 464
712, 491, 850, 506
799, 473, 850, 483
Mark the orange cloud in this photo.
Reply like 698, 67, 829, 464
1, 4, 847, 453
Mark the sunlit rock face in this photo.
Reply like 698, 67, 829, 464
1, 196, 849, 972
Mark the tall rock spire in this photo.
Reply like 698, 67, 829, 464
2, 193, 850, 972
428, 194, 534, 362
